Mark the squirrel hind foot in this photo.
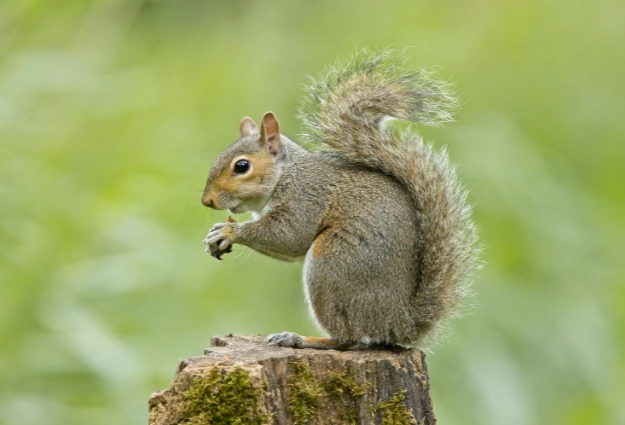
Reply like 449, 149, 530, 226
267, 331, 305, 348
266, 332, 407, 351
266, 332, 354, 350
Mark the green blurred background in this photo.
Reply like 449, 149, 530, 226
1, 0, 624, 424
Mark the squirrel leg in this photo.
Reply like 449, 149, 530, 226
235, 214, 318, 261
266, 332, 405, 351
267, 332, 354, 350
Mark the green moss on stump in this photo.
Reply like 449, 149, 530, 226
289, 361, 370, 424
182, 367, 267, 425
325, 369, 371, 424
376, 390, 417, 425
325, 369, 369, 397
178, 360, 418, 425
289, 362, 326, 423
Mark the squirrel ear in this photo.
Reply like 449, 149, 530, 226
260, 112, 281, 156
239, 117, 258, 137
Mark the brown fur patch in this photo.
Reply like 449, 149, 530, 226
221, 224, 238, 241
311, 233, 329, 258
302, 336, 341, 348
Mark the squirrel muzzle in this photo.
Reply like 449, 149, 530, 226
201, 189, 223, 210
201, 195, 215, 209
201, 188, 240, 211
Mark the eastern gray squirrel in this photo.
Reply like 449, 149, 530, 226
202, 50, 480, 349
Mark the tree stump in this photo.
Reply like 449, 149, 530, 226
148, 334, 436, 424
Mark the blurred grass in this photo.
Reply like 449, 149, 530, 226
1, 1, 624, 424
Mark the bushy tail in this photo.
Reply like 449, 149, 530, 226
298, 49, 480, 342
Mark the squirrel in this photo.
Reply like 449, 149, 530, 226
201, 50, 480, 350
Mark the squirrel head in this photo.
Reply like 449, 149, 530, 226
201, 112, 284, 214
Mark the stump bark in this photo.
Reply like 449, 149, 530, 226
148, 334, 436, 424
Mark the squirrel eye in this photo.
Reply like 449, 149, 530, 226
233, 159, 250, 175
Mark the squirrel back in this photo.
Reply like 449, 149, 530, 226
297, 50, 480, 342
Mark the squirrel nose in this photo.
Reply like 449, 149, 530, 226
202, 197, 214, 208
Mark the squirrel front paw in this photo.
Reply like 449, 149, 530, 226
203, 222, 238, 260
267, 331, 304, 348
